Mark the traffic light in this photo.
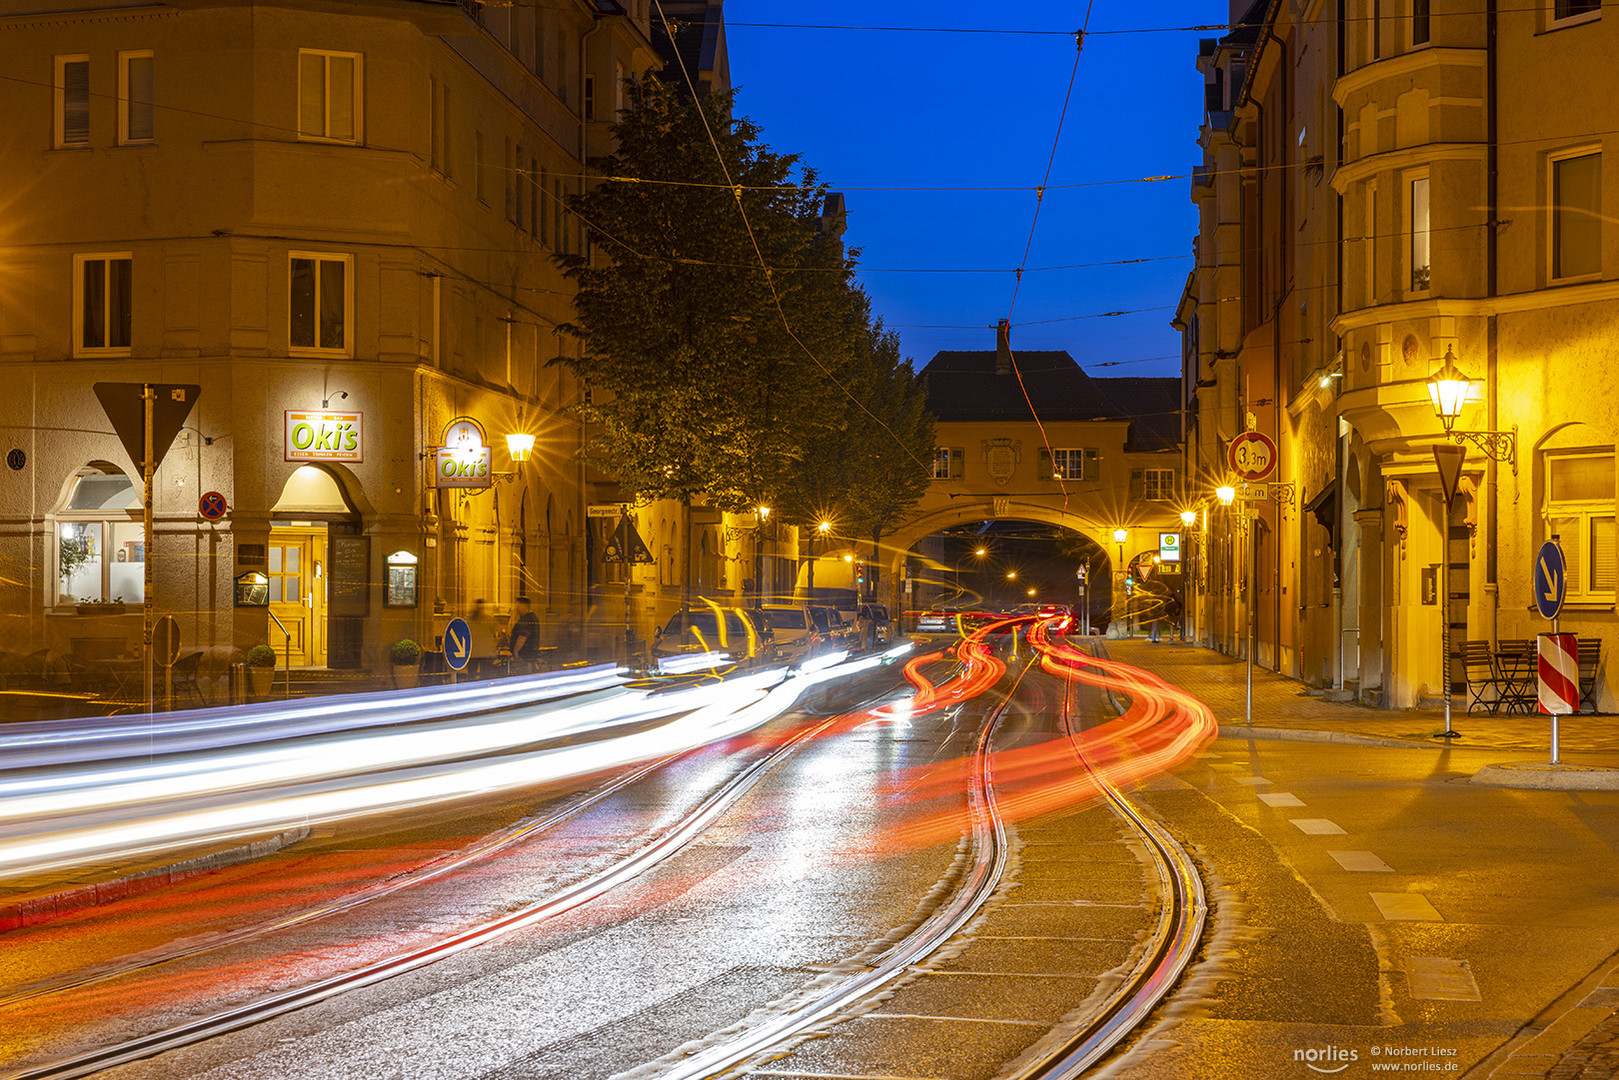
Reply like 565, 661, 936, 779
1125, 575, 1135, 596
854, 562, 866, 589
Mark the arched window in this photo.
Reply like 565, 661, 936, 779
56, 463, 142, 605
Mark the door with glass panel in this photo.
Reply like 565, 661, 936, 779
268, 526, 328, 667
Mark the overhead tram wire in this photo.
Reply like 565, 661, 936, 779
649, 0, 934, 477
999, 9, 1095, 508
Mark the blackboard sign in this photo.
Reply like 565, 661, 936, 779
330, 536, 370, 617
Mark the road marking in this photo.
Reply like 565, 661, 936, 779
1258, 792, 1305, 807
1329, 850, 1393, 872
1290, 818, 1347, 835
1235, 776, 1272, 786
1372, 892, 1443, 922
1405, 957, 1480, 1000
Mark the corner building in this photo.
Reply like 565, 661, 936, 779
0, 0, 659, 679
1181, 0, 1618, 708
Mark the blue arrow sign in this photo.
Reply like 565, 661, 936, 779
1535, 540, 1567, 621
444, 617, 472, 671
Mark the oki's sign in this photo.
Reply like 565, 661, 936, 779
285, 411, 363, 462
433, 417, 492, 489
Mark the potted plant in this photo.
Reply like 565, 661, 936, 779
390, 638, 422, 689
244, 643, 277, 700
75, 596, 126, 616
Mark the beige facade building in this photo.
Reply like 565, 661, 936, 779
0, 0, 665, 687
1181, 0, 1618, 708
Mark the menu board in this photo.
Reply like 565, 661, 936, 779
330, 536, 370, 617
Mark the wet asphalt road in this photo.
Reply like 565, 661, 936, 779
12, 643, 1619, 1080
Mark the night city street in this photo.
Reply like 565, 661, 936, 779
5, 0, 1619, 1077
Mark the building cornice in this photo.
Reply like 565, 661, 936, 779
1332, 47, 1487, 105
1331, 278, 1619, 334
1330, 142, 1487, 192
0, 4, 176, 28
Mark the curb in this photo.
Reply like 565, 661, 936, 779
1471, 762, 1619, 791
0, 824, 311, 932
1215, 723, 1432, 749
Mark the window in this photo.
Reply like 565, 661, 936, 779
298, 49, 361, 143
55, 55, 89, 148
75, 254, 132, 355
537, 166, 550, 246
118, 51, 154, 144
529, 157, 539, 238
505, 136, 516, 223
932, 447, 952, 479
1545, 451, 1616, 600
584, 75, 595, 121
1047, 448, 1100, 481
476, 131, 489, 205
1412, 0, 1431, 44
1410, 175, 1431, 291
289, 253, 350, 353
1554, 0, 1600, 21
56, 465, 144, 605
1553, 151, 1601, 280
1143, 469, 1175, 501
429, 76, 440, 172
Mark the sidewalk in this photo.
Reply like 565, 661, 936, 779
1104, 636, 1619, 1080
1101, 638, 1619, 764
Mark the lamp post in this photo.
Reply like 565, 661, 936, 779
955, 545, 987, 601
806, 519, 831, 601
1112, 528, 1128, 636
1180, 508, 1197, 643
1425, 345, 1517, 472
1215, 485, 1236, 666
754, 505, 771, 610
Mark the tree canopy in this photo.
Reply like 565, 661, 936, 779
556, 78, 933, 530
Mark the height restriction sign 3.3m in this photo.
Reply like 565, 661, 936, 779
1228, 431, 1278, 483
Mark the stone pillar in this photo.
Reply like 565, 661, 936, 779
1354, 508, 1384, 704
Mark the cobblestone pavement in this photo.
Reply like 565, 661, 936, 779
1101, 638, 1619, 759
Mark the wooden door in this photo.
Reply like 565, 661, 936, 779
268, 527, 328, 667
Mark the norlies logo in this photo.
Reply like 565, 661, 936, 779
1296, 1046, 1359, 1074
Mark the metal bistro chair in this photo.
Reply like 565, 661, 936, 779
1460, 640, 1505, 714
1578, 638, 1604, 713
1494, 640, 1537, 715
171, 651, 207, 705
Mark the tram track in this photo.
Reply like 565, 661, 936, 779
1, 660, 920, 1080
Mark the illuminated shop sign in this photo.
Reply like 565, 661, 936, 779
285, 411, 363, 462
434, 417, 492, 489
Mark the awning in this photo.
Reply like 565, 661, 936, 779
1304, 479, 1339, 536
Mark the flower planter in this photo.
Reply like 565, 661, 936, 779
76, 603, 126, 615
246, 664, 275, 700
392, 666, 420, 690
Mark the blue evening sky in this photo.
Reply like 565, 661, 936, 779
723, 1, 1221, 379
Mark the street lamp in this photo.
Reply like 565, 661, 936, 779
1180, 509, 1198, 643
1112, 529, 1129, 637
1425, 345, 1517, 473
806, 519, 833, 601
754, 505, 771, 608
504, 431, 535, 463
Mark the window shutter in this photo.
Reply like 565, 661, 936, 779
1038, 448, 1052, 480
127, 55, 154, 141
299, 52, 325, 137
950, 447, 965, 479
63, 60, 90, 146
1129, 468, 1145, 501
329, 55, 356, 141
1592, 516, 1616, 591
1083, 448, 1099, 480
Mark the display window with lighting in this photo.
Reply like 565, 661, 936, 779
1544, 450, 1616, 602
386, 550, 418, 607
54, 464, 144, 606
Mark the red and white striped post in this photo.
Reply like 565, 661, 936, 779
1538, 632, 1579, 764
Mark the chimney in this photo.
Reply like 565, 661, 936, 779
995, 319, 1012, 375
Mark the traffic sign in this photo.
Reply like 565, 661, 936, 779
1237, 484, 1270, 501
92, 383, 201, 472
1539, 632, 1580, 715
443, 617, 472, 671
587, 503, 630, 518
1228, 431, 1278, 482
199, 491, 228, 520
603, 516, 655, 564
1535, 540, 1567, 620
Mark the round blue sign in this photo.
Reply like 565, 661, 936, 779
199, 490, 228, 520
443, 617, 472, 671
1534, 540, 1567, 620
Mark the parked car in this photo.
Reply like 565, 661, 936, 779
652, 607, 772, 668
760, 603, 837, 664
916, 609, 960, 634
859, 602, 894, 645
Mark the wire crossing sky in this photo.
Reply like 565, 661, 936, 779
725, 0, 1217, 375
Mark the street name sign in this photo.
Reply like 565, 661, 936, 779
1534, 540, 1567, 620
443, 617, 471, 671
